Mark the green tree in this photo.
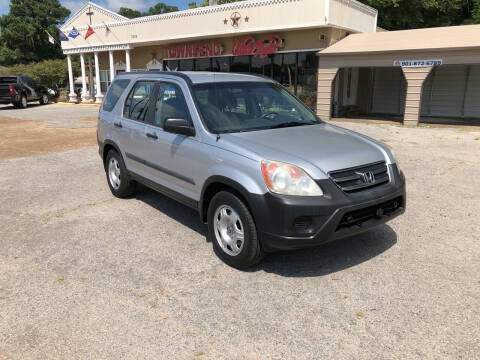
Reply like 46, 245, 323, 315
118, 2, 179, 19
359, 0, 478, 30
0, 58, 80, 89
118, 7, 143, 19
147, 3, 179, 15
470, 0, 480, 22
188, 0, 244, 8
0, 0, 70, 65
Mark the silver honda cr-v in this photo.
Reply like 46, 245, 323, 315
98, 71, 405, 269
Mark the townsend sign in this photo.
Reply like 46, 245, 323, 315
232, 34, 283, 58
164, 42, 222, 59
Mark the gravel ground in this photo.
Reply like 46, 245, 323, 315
0, 121, 479, 359
0, 103, 99, 129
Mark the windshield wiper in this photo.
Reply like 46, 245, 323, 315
268, 122, 311, 129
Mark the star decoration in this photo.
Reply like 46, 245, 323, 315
224, 18, 228, 25
245, 16, 249, 22
230, 12, 241, 28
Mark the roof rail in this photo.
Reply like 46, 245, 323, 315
117, 71, 193, 85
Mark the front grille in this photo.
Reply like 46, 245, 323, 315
329, 161, 389, 193
336, 196, 403, 231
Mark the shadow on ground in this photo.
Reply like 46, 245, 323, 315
134, 184, 207, 236
134, 184, 397, 278
249, 225, 397, 277
0, 103, 44, 110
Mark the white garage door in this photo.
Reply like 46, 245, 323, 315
464, 65, 480, 118
426, 66, 468, 117
371, 68, 406, 115
421, 65, 480, 119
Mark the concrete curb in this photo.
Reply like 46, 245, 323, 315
57, 102, 100, 107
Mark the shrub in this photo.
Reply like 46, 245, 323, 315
0, 58, 80, 90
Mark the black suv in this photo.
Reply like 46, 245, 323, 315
0, 76, 49, 108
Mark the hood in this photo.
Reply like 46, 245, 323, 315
220, 123, 389, 177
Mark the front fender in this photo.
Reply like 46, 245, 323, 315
199, 162, 267, 223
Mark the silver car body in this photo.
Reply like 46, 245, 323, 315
98, 72, 395, 199
98, 72, 405, 252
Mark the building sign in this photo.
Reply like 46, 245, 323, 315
393, 59, 443, 67
232, 34, 283, 58
164, 42, 222, 59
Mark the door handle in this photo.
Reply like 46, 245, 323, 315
146, 132, 158, 140
114, 122, 123, 128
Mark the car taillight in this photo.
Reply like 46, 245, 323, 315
8, 85, 14, 95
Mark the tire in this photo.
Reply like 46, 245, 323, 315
207, 191, 264, 269
39, 93, 49, 105
105, 150, 135, 198
19, 95, 27, 109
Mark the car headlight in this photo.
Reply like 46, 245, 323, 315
261, 160, 323, 196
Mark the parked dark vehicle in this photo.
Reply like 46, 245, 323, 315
0, 76, 50, 108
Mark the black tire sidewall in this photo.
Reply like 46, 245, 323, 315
207, 191, 263, 269
105, 150, 134, 198
40, 94, 48, 105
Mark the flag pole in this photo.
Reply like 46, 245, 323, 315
45, 30, 57, 45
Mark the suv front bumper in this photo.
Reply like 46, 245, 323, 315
250, 164, 406, 252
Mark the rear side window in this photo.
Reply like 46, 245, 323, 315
123, 81, 155, 121
0, 77, 17, 84
103, 79, 130, 112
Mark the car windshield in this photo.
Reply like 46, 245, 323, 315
192, 82, 320, 133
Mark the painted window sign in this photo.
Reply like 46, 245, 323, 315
164, 42, 222, 59
232, 34, 283, 58
393, 59, 443, 67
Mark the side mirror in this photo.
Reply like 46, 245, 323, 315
164, 118, 195, 137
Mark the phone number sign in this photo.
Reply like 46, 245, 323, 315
393, 59, 443, 67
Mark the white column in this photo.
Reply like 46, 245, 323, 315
109, 50, 115, 84
94, 52, 103, 103
80, 53, 89, 102
67, 54, 76, 102
88, 55, 94, 100
125, 49, 131, 72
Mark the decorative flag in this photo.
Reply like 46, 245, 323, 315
46, 31, 55, 44
58, 29, 69, 42
68, 27, 80, 39
85, 25, 95, 40
104, 23, 111, 37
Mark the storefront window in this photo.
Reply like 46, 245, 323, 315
251, 55, 272, 77
165, 60, 179, 71
195, 58, 212, 72
212, 57, 230, 72
179, 59, 194, 71
297, 52, 319, 110
160, 50, 318, 110
100, 70, 111, 93
230, 56, 250, 72
272, 53, 296, 93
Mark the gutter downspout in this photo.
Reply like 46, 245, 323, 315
324, 0, 330, 25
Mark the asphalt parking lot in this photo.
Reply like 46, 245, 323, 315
0, 107, 479, 359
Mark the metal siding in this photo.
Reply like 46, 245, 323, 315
464, 65, 480, 118
371, 68, 405, 115
428, 66, 467, 117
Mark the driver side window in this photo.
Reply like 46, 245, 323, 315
152, 82, 192, 128
123, 81, 155, 121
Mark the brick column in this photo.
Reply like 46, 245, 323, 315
316, 68, 339, 121
401, 67, 433, 126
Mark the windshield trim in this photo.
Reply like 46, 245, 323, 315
191, 81, 322, 134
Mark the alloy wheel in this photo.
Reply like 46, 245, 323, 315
108, 158, 121, 190
213, 205, 245, 256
